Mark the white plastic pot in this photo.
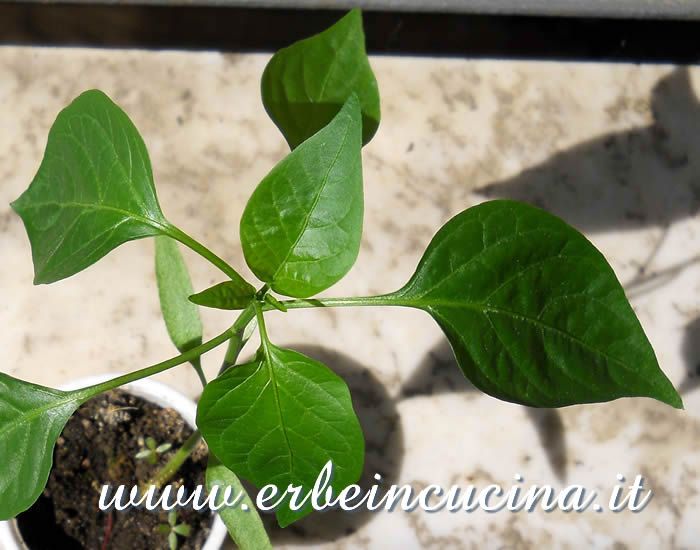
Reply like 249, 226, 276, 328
0, 374, 228, 550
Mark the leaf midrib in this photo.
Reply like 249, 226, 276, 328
260, 345, 295, 484
58, 110, 152, 214
20, 200, 169, 232
388, 296, 636, 374
271, 118, 352, 283
0, 392, 80, 440
412, 225, 573, 300
314, 20, 354, 102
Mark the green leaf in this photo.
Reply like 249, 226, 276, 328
156, 236, 203, 352
0, 374, 83, 519
168, 531, 177, 550
158, 524, 170, 536
198, 345, 364, 527
205, 455, 272, 550
172, 524, 191, 537
189, 280, 255, 311
11, 89, 170, 284
240, 95, 363, 298
385, 200, 682, 409
264, 293, 288, 312
155, 236, 206, 382
261, 9, 380, 150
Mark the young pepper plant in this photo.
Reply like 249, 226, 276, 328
1, 8, 682, 549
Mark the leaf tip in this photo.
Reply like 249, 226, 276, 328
31, 264, 54, 285
664, 390, 684, 410
649, 370, 684, 410
9, 196, 21, 213
345, 7, 363, 23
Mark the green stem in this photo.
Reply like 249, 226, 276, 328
255, 301, 272, 357
74, 330, 233, 403
164, 225, 252, 289
142, 429, 203, 492
218, 305, 257, 375
75, 304, 257, 403
191, 357, 207, 387
271, 295, 397, 312
220, 337, 243, 374
139, 304, 257, 490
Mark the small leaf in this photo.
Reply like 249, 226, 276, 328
261, 9, 380, 149
11, 90, 170, 284
156, 443, 172, 454
158, 524, 170, 536
205, 455, 272, 550
135, 450, 152, 460
168, 510, 177, 526
173, 524, 191, 537
189, 280, 255, 310
156, 236, 204, 355
198, 345, 364, 527
168, 531, 177, 550
385, 200, 682, 408
265, 293, 287, 312
0, 374, 83, 519
240, 95, 363, 298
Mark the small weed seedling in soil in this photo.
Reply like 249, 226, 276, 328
158, 511, 192, 550
136, 437, 173, 466
1, 9, 683, 549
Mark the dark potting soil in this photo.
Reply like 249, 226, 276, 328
16, 389, 214, 550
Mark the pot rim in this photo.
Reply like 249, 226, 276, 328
0, 373, 228, 550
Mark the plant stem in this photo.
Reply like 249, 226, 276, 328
164, 224, 252, 290
218, 305, 257, 375
255, 301, 272, 357
74, 331, 232, 402
141, 429, 204, 492
74, 304, 256, 403
272, 295, 397, 311
219, 334, 244, 375
133, 304, 257, 491
191, 357, 207, 387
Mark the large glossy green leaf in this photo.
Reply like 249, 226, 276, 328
240, 95, 363, 298
197, 345, 364, 527
261, 9, 380, 150
0, 374, 83, 519
384, 200, 682, 409
11, 89, 169, 284
189, 280, 255, 310
206, 455, 272, 550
